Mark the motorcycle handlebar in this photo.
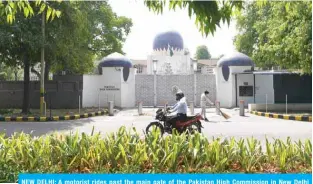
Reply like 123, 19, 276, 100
163, 108, 171, 114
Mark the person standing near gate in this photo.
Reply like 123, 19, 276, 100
200, 90, 214, 122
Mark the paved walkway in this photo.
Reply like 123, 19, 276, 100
0, 108, 311, 145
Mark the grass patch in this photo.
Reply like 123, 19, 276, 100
0, 127, 311, 182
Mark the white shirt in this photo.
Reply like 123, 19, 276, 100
200, 93, 214, 108
172, 97, 187, 114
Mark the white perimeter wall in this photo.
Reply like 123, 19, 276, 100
216, 67, 233, 108
121, 68, 136, 108
83, 67, 122, 108
254, 74, 274, 104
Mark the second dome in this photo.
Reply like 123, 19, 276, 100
153, 31, 184, 51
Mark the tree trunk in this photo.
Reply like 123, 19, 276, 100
14, 71, 18, 81
22, 54, 30, 114
44, 62, 50, 81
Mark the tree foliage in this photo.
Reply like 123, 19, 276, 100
0, 1, 132, 76
234, 1, 312, 74
195, 45, 211, 60
0, 1, 132, 113
0, 0, 62, 23
0, 11, 43, 68
48, 1, 132, 75
144, 0, 243, 36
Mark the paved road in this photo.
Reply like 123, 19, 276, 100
0, 108, 311, 144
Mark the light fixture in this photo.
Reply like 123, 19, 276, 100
153, 59, 158, 72
193, 59, 198, 72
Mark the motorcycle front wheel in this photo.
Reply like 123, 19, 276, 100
146, 121, 165, 136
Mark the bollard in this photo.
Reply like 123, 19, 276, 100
164, 102, 168, 112
215, 101, 220, 115
138, 101, 143, 115
190, 102, 194, 115
239, 100, 245, 116
108, 101, 114, 116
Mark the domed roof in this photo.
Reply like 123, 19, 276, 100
153, 31, 184, 51
98, 52, 132, 67
98, 52, 132, 74
217, 52, 254, 67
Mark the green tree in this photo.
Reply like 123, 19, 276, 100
195, 45, 211, 60
45, 1, 132, 76
33, 1, 95, 79
0, 1, 132, 113
0, 0, 61, 23
0, 11, 44, 113
234, 1, 312, 74
0, 0, 62, 114
144, 0, 243, 36
0, 63, 22, 81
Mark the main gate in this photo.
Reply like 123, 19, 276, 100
135, 74, 216, 107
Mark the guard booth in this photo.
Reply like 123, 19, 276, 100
215, 52, 312, 108
82, 52, 136, 108
215, 52, 255, 108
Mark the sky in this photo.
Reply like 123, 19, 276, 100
108, 0, 238, 60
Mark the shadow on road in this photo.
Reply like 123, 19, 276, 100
0, 118, 95, 137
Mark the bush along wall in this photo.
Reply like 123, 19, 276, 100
0, 126, 311, 182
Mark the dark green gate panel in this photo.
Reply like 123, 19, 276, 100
273, 74, 312, 103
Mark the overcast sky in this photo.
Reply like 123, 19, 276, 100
108, 0, 238, 60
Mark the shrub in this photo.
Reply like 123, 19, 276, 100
0, 126, 311, 182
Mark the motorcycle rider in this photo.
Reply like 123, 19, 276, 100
167, 90, 187, 130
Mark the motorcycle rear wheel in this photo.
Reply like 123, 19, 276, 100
146, 122, 165, 135
186, 121, 202, 134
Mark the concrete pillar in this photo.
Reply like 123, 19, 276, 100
215, 101, 220, 115
193, 74, 197, 106
190, 102, 194, 115
239, 100, 245, 116
138, 101, 143, 115
108, 101, 114, 116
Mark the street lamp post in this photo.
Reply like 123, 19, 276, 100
193, 59, 198, 107
153, 59, 158, 107
40, 10, 46, 116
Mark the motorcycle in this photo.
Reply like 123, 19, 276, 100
145, 108, 203, 135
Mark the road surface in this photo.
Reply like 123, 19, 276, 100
0, 108, 311, 144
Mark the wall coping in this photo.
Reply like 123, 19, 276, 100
250, 111, 312, 122
248, 103, 312, 112
0, 110, 107, 122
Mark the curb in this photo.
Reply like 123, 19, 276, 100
0, 111, 107, 122
250, 111, 312, 122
